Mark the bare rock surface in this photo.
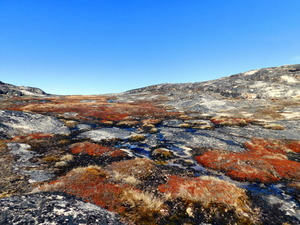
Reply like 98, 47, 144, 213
0, 192, 125, 225
0, 110, 70, 137
78, 127, 136, 142
127, 64, 300, 99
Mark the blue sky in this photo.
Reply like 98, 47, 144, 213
1, 0, 300, 95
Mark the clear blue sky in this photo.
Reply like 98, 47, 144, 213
1, 0, 300, 95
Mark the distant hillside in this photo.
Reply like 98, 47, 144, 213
127, 64, 300, 99
0, 81, 48, 98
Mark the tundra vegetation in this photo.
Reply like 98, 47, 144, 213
0, 64, 300, 224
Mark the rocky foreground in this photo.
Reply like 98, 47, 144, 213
0, 64, 299, 224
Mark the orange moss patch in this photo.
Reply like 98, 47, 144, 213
195, 138, 300, 183
158, 175, 248, 206
12, 133, 54, 142
287, 141, 300, 153
70, 142, 114, 156
244, 138, 300, 155
108, 150, 128, 158
157, 175, 258, 223
40, 166, 128, 213
40, 165, 165, 224
210, 116, 254, 126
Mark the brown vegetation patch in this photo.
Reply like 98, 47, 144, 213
210, 116, 255, 126
107, 158, 157, 182
12, 133, 54, 142
2, 96, 179, 124
158, 175, 258, 224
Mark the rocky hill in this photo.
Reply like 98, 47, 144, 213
128, 64, 300, 99
0, 64, 299, 224
0, 81, 47, 98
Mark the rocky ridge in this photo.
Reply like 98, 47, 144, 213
0, 81, 47, 98
0, 64, 299, 224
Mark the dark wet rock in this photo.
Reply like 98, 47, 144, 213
247, 183, 300, 224
0, 192, 125, 225
0, 123, 13, 139
0, 110, 70, 138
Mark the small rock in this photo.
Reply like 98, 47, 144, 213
129, 134, 146, 142
78, 127, 135, 142
263, 123, 285, 130
151, 148, 175, 160
75, 124, 93, 130
116, 120, 139, 127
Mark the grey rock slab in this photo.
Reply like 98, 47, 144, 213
162, 119, 184, 127
158, 127, 246, 152
7, 143, 54, 183
7, 143, 34, 166
219, 123, 300, 140
78, 127, 135, 142
0, 110, 70, 138
23, 170, 55, 183
0, 192, 125, 225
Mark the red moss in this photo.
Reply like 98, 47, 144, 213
70, 142, 114, 156
108, 150, 128, 158
100, 113, 128, 122
12, 133, 54, 142
287, 141, 300, 153
42, 167, 128, 213
195, 138, 300, 183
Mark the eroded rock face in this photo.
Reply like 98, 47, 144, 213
0, 64, 300, 225
0, 192, 125, 225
